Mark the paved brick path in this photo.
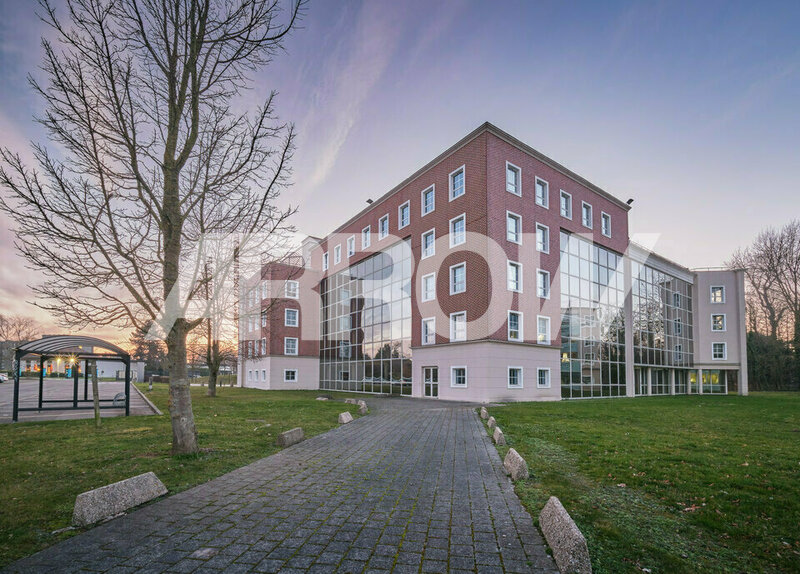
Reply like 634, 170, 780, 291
6, 398, 557, 573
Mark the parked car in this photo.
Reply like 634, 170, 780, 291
0, 373, 8, 383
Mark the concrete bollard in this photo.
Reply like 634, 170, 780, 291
480, 406, 488, 420
487, 416, 497, 429
493, 426, 506, 445
539, 496, 592, 574
339, 411, 354, 424
503, 448, 529, 481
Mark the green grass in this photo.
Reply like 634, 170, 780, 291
0, 385, 360, 567
485, 393, 800, 574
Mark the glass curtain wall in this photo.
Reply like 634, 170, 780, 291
319, 241, 413, 395
631, 261, 694, 395
560, 231, 626, 398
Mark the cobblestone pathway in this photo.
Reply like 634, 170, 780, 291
5, 398, 557, 573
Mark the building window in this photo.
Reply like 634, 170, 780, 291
247, 340, 252, 358
507, 211, 521, 244
339, 340, 350, 358
422, 317, 436, 345
537, 315, 551, 345
398, 201, 410, 229
451, 366, 467, 387
537, 269, 551, 299
378, 214, 389, 239
712, 342, 727, 360
421, 229, 435, 258
347, 235, 355, 257
673, 292, 681, 308
507, 261, 522, 292
536, 223, 550, 253
362, 225, 371, 249
334, 244, 342, 265
506, 162, 521, 195
248, 369, 252, 381
450, 214, 466, 247
261, 338, 266, 355
322, 252, 329, 271
535, 177, 549, 208
450, 311, 467, 342
581, 202, 593, 228
285, 280, 299, 299
601, 212, 612, 237
285, 308, 298, 327
560, 190, 572, 219
508, 311, 522, 342
284, 337, 298, 355
537, 368, 551, 388
422, 272, 436, 302
711, 314, 726, 331
450, 263, 466, 294
674, 344, 683, 363
422, 185, 435, 215
710, 286, 725, 303
508, 367, 523, 388
261, 311, 267, 327
449, 166, 465, 200
261, 281, 268, 299
284, 369, 297, 382
674, 317, 682, 335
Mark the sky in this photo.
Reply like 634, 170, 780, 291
0, 0, 799, 338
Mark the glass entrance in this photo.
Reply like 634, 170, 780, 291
423, 367, 438, 398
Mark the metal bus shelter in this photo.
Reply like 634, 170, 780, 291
12, 335, 131, 422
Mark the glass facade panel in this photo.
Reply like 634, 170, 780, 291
560, 231, 626, 398
320, 241, 412, 395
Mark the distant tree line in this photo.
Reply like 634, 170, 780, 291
0, 314, 40, 372
730, 220, 800, 390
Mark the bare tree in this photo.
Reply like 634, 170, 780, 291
0, 315, 41, 371
0, 0, 304, 453
729, 247, 788, 339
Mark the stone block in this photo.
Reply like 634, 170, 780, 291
315, 397, 328, 401
344, 398, 358, 405
503, 448, 529, 481
276, 427, 305, 447
480, 407, 488, 420
72, 472, 167, 526
339, 411, 354, 424
493, 426, 506, 445
487, 416, 496, 429
538, 496, 592, 574
358, 401, 368, 415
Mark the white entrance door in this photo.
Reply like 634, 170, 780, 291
423, 367, 438, 398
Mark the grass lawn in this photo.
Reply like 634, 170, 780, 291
486, 393, 800, 574
0, 384, 361, 567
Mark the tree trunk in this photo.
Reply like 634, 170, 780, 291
166, 319, 198, 454
91, 361, 100, 429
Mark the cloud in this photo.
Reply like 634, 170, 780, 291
299, 2, 405, 192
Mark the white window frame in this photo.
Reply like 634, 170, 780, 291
398, 200, 410, 229
537, 367, 551, 388
261, 311, 267, 327
711, 313, 727, 332
507, 260, 522, 292
362, 225, 371, 249
710, 285, 725, 304
535, 177, 549, 208
711, 342, 727, 361
535, 222, 550, 253
285, 308, 298, 327
283, 369, 298, 383
581, 202, 593, 229
347, 235, 356, 258
450, 365, 468, 388
450, 262, 467, 295
261, 337, 266, 355
285, 280, 299, 299
422, 317, 436, 346
449, 213, 466, 247
450, 311, 467, 342
421, 185, 436, 216
537, 315, 551, 345
508, 366, 523, 389
378, 214, 389, 240
333, 244, 342, 265
322, 251, 329, 271
449, 165, 465, 201
421, 229, 436, 259
537, 269, 551, 299
284, 337, 298, 356
560, 190, 572, 219
601, 212, 612, 238
506, 210, 522, 244
421, 272, 436, 302
506, 161, 521, 196
507, 310, 523, 342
